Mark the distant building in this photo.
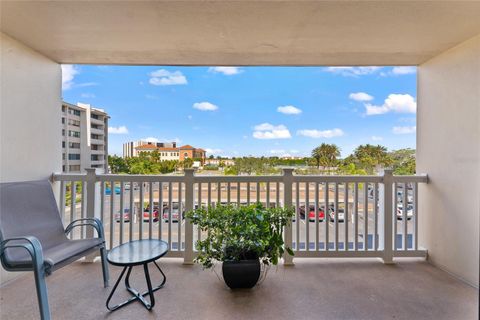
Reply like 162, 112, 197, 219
123, 140, 176, 158
178, 145, 206, 163
205, 158, 235, 166
62, 102, 109, 173
132, 143, 206, 164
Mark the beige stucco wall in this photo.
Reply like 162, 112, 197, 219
0, 32, 62, 283
417, 34, 480, 287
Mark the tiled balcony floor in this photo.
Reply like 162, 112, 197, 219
1, 258, 477, 320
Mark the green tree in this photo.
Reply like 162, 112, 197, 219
390, 148, 416, 175
108, 155, 129, 173
351, 144, 392, 174
311, 143, 341, 169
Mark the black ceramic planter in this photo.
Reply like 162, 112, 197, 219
222, 259, 261, 289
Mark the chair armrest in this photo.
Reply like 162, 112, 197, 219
65, 218, 105, 240
0, 236, 47, 273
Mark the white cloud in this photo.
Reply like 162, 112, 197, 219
149, 69, 187, 86
324, 67, 382, 77
392, 126, 416, 134
277, 105, 302, 115
61, 65, 79, 90
297, 128, 344, 138
208, 67, 243, 75
81, 93, 95, 98
205, 148, 223, 154
270, 149, 286, 154
349, 92, 374, 102
391, 66, 416, 75
193, 102, 218, 111
365, 94, 416, 115
143, 137, 159, 143
252, 123, 291, 140
142, 137, 182, 144
371, 136, 383, 141
108, 126, 129, 134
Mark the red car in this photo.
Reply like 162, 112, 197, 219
143, 206, 159, 222
299, 205, 325, 222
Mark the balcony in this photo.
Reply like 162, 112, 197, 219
0, 170, 476, 319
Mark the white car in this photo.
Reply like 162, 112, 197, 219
329, 207, 345, 222
396, 203, 414, 220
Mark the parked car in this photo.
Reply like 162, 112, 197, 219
396, 203, 414, 220
114, 208, 133, 223
163, 202, 184, 222
105, 186, 121, 195
143, 206, 159, 222
300, 205, 325, 222
329, 207, 345, 223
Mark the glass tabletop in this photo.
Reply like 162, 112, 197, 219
107, 239, 168, 266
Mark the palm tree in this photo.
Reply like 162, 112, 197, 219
311, 143, 341, 170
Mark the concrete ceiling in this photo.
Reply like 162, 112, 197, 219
1, 1, 480, 66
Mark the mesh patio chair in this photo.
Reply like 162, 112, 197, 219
0, 180, 109, 320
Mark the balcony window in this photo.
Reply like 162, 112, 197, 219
68, 153, 80, 160
69, 142, 80, 149
68, 130, 80, 138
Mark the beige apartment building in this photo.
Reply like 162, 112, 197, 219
61, 102, 109, 173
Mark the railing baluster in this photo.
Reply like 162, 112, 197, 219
266, 182, 270, 208
110, 180, 115, 249
344, 183, 349, 251
247, 182, 251, 205
414, 182, 418, 251
403, 182, 408, 250
197, 183, 202, 241
315, 182, 319, 251
159, 182, 163, 241
305, 182, 310, 251
335, 182, 339, 251
168, 182, 172, 250
394, 183, 398, 251
364, 182, 368, 251
256, 182, 260, 204
354, 182, 358, 251
100, 181, 105, 236
149, 182, 154, 240
178, 182, 182, 251
139, 182, 144, 240
208, 182, 212, 207
59, 181, 66, 224
129, 181, 133, 241
119, 182, 125, 245
295, 182, 300, 251
325, 182, 329, 251
237, 182, 241, 206
217, 182, 221, 205
227, 182, 231, 205
81, 181, 86, 238
374, 182, 378, 251
276, 182, 280, 208
70, 181, 75, 234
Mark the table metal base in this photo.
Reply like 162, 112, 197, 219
106, 261, 166, 311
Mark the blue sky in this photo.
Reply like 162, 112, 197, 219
61, 65, 417, 158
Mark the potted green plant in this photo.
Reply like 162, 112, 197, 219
186, 203, 294, 289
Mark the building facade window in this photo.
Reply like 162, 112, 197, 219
91, 134, 101, 139
62, 141, 65, 148
68, 142, 80, 149
68, 130, 80, 138
68, 109, 81, 116
68, 153, 81, 160
61, 117, 65, 124
69, 165, 80, 171
62, 129, 65, 136
68, 119, 81, 127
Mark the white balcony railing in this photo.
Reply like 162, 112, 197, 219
52, 169, 428, 264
